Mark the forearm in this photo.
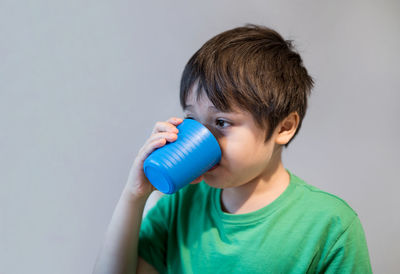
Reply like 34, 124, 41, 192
93, 186, 150, 274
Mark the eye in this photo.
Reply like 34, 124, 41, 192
215, 119, 230, 129
184, 116, 231, 129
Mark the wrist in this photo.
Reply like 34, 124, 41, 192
121, 185, 152, 204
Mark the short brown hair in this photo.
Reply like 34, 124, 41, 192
180, 24, 314, 148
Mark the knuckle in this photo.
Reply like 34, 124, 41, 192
167, 117, 180, 126
167, 117, 176, 122
157, 121, 169, 131
164, 131, 174, 137
166, 123, 178, 133
153, 119, 180, 133
171, 126, 179, 133
156, 139, 166, 146
148, 129, 177, 143
166, 132, 176, 138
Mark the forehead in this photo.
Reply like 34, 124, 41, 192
184, 104, 240, 114
184, 88, 244, 115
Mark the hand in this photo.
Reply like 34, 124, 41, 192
125, 117, 183, 199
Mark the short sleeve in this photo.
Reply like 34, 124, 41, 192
138, 194, 173, 273
319, 215, 373, 273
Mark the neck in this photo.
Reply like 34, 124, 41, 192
220, 153, 290, 214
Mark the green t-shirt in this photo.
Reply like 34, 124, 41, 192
138, 169, 372, 273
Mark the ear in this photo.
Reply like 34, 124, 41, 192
275, 112, 300, 145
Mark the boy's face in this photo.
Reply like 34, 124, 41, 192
183, 88, 283, 189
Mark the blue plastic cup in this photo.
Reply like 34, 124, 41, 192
143, 118, 221, 194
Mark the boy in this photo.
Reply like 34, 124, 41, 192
94, 24, 372, 273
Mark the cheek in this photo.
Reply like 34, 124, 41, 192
222, 138, 272, 170
221, 138, 258, 167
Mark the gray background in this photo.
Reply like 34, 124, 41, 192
1, 0, 399, 273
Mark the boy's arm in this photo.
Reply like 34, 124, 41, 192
93, 117, 182, 274
93, 187, 150, 274
319, 216, 373, 273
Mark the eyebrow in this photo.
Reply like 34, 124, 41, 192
184, 105, 238, 114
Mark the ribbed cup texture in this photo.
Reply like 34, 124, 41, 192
143, 119, 221, 194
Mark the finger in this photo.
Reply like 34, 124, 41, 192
167, 117, 183, 126
139, 132, 178, 162
151, 117, 183, 134
151, 121, 179, 134
138, 138, 167, 163
147, 132, 178, 144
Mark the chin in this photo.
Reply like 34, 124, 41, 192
203, 176, 229, 189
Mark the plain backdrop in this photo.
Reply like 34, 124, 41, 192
1, 0, 399, 273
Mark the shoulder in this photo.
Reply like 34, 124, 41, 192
289, 171, 358, 226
